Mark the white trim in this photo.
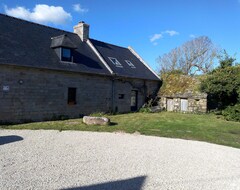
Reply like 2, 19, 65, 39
128, 46, 161, 80
108, 57, 123, 68
86, 39, 114, 74
125, 60, 136, 68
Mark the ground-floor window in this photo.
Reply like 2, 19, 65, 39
68, 87, 77, 105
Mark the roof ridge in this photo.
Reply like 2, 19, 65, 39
0, 13, 74, 35
90, 38, 128, 50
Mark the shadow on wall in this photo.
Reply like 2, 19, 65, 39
0, 135, 23, 145
61, 176, 146, 190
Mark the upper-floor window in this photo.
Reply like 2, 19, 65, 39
125, 60, 136, 68
61, 48, 72, 62
108, 57, 123, 68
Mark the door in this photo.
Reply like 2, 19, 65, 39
167, 99, 174, 111
181, 99, 188, 112
131, 90, 138, 111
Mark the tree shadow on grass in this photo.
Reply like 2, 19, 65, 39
0, 135, 23, 145
61, 176, 146, 190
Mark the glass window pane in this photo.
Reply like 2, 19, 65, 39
62, 48, 71, 58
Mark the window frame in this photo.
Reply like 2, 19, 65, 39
68, 87, 77, 105
125, 60, 136, 68
61, 47, 72, 62
108, 57, 123, 68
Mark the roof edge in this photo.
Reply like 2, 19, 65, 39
128, 46, 161, 81
0, 62, 112, 77
87, 39, 114, 75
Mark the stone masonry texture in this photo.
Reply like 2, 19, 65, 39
0, 65, 159, 123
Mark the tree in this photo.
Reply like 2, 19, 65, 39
157, 36, 218, 75
218, 49, 235, 69
200, 52, 240, 110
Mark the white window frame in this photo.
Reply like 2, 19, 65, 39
125, 60, 136, 68
108, 57, 123, 68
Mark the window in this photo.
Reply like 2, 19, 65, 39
108, 57, 123, 68
125, 60, 136, 68
61, 48, 72, 62
118, 94, 125, 99
68, 88, 76, 105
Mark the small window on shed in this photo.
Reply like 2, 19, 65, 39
61, 48, 72, 62
125, 60, 136, 68
108, 57, 123, 68
68, 88, 76, 105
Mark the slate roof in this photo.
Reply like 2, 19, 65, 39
0, 14, 111, 76
50, 34, 77, 49
90, 39, 160, 81
0, 13, 160, 81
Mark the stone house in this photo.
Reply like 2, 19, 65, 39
0, 14, 161, 123
159, 74, 207, 113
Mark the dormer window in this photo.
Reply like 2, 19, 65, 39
61, 48, 72, 62
51, 34, 77, 63
108, 57, 123, 68
125, 60, 136, 68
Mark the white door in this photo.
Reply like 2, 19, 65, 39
167, 99, 174, 111
181, 99, 188, 112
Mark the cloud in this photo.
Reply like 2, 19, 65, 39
73, 4, 88, 13
165, 30, 179, 36
150, 30, 179, 45
4, 4, 72, 25
189, 34, 196, 38
150, 33, 163, 42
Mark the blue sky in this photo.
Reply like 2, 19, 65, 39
1, 0, 240, 71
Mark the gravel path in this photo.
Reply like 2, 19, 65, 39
1, 130, 240, 190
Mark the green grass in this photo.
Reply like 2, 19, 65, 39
1, 112, 240, 148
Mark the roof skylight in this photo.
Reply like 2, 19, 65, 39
108, 57, 123, 68
125, 60, 136, 68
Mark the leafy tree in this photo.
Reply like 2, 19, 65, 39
157, 36, 218, 75
218, 50, 235, 69
200, 52, 240, 110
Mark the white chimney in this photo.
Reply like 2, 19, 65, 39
73, 21, 89, 42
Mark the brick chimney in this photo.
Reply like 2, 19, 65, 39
73, 21, 89, 41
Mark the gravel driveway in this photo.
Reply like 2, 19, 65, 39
1, 130, 240, 190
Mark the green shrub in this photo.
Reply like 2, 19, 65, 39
139, 107, 151, 113
89, 112, 106, 117
222, 104, 240, 122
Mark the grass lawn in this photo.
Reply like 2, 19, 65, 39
1, 112, 240, 148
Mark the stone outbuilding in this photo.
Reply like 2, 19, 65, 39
159, 74, 207, 113
160, 92, 207, 113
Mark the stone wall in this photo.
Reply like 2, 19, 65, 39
160, 95, 207, 113
0, 65, 160, 123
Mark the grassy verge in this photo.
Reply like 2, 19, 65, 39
1, 112, 240, 148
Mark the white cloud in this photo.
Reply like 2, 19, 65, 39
150, 30, 179, 45
73, 4, 88, 13
4, 4, 72, 25
150, 33, 163, 42
165, 30, 179, 36
190, 34, 196, 38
